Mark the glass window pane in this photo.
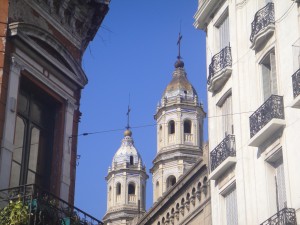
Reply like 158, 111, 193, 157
27, 170, 36, 185
10, 162, 21, 187
10, 116, 26, 187
17, 91, 29, 115
30, 101, 42, 125
28, 127, 40, 173
13, 116, 25, 163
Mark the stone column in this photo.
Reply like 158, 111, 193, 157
60, 99, 77, 202
0, 57, 22, 189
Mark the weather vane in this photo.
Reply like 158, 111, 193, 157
126, 93, 131, 130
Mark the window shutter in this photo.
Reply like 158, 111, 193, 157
225, 188, 238, 225
219, 15, 230, 50
276, 162, 287, 210
221, 95, 233, 137
270, 52, 278, 95
262, 64, 271, 101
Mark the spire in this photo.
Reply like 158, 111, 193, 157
175, 32, 184, 68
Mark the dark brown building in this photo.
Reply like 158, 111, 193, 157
0, 0, 109, 224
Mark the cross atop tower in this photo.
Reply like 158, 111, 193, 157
126, 94, 131, 130
177, 32, 182, 60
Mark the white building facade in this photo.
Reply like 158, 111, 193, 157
194, 0, 300, 224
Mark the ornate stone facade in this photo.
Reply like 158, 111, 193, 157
0, 0, 109, 211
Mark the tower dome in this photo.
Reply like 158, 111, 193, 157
161, 60, 198, 102
112, 129, 143, 167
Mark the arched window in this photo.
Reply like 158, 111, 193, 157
186, 193, 190, 201
130, 155, 134, 165
192, 187, 196, 196
168, 120, 175, 134
128, 183, 135, 195
166, 175, 176, 189
155, 181, 160, 200
184, 120, 192, 133
116, 183, 121, 195
109, 186, 112, 201
197, 182, 202, 191
181, 197, 185, 205
159, 125, 162, 142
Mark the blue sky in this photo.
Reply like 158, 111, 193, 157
75, 0, 207, 221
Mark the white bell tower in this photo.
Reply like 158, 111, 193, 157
103, 129, 148, 225
151, 38, 205, 202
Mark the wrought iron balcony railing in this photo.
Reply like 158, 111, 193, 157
249, 95, 284, 138
250, 3, 275, 43
0, 184, 103, 225
292, 68, 300, 98
208, 46, 232, 85
210, 134, 236, 172
260, 208, 297, 225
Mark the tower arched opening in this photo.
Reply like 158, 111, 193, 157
166, 175, 176, 189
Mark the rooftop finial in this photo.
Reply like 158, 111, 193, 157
175, 21, 184, 68
124, 94, 132, 137
126, 93, 131, 130
177, 32, 182, 60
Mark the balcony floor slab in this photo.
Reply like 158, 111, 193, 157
208, 67, 232, 92
249, 118, 285, 147
291, 94, 300, 108
209, 156, 236, 180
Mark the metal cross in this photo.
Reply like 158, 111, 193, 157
126, 94, 131, 129
177, 32, 182, 59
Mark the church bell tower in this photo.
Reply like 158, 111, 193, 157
151, 34, 206, 202
103, 127, 148, 225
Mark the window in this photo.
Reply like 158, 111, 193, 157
10, 77, 58, 190
218, 91, 233, 139
168, 120, 175, 134
224, 187, 238, 225
261, 49, 277, 101
116, 183, 121, 195
159, 125, 162, 142
267, 150, 287, 212
130, 155, 134, 165
274, 160, 287, 210
109, 186, 112, 201
184, 120, 192, 133
166, 175, 176, 189
155, 181, 160, 200
128, 183, 135, 195
216, 10, 230, 51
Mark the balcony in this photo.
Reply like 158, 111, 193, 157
260, 208, 297, 225
0, 184, 103, 225
128, 194, 136, 203
184, 133, 193, 142
194, 0, 220, 30
291, 68, 300, 108
208, 46, 232, 92
168, 134, 175, 144
249, 95, 285, 147
250, 3, 275, 50
209, 135, 236, 180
